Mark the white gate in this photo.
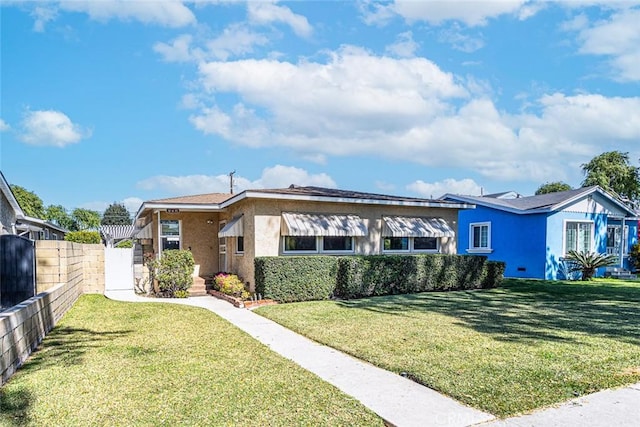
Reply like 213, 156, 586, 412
104, 247, 134, 291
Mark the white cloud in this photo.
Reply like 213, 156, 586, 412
0, 119, 9, 132
254, 165, 336, 189
19, 110, 90, 147
31, 6, 57, 32
385, 31, 419, 58
407, 178, 483, 199
186, 46, 640, 185
122, 197, 144, 214
58, 0, 196, 28
206, 23, 270, 60
438, 25, 485, 53
572, 8, 640, 81
247, 1, 313, 37
376, 0, 534, 27
153, 34, 200, 63
136, 165, 336, 196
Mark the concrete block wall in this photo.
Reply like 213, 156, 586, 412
1, 280, 81, 384
36, 241, 105, 294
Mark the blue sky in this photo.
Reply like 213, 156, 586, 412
2, 1, 640, 215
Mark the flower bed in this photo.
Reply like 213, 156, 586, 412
208, 289, 276, 309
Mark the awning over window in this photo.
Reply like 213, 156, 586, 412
281, 212, 367, 237
382, 216, 455, 238
218, 215, 244, 237
134, 222, 153, 239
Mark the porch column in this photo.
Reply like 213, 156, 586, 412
620, 218, 626, 269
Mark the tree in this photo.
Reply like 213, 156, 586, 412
535, 181, 572, 195
582, 151, 640, 201
101, 202, 132, 225
71, 208, 101, 230
10, 185, 45, 218
45, 204, 75, 230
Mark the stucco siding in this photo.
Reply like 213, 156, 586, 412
0, 191, 17, 234
457, 206, 545, 278
222, 198, 460, 290
152, 211, 222, 277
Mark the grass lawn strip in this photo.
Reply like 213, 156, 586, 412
255, 279, 640, 417
0, 295, 382, 426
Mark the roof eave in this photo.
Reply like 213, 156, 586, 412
222, 190, 474, 209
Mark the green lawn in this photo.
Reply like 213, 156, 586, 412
0, 295, 382, 426
255, 278, 640, 417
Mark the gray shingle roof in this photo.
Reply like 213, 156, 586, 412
445, 186, 637, 216
248, 185, 445, 203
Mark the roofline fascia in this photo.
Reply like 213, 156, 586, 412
551, 186, 637, 217
221, 190, 475, 209
134, 202, 226, 220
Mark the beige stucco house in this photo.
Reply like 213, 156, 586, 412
133, 186, 473, 292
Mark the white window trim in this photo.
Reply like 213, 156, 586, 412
562, 219, 594, 256
282, 236, 356, 255
382, 237, 440, 254
467, 222, 492, 254
160, 219, 182, 251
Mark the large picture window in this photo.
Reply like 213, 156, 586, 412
283, 236, 355, 254
469, 222, 491, 252
382, 236, 439, 252
161, 219, 180, 251
565, 221, 592, 254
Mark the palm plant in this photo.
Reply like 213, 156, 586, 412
564, 250, 618, 281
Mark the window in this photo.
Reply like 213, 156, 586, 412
284, 236, 317, 252
565, 221, 592, 254
383, 236, 439, 253
283, 236, 355, 254
52, 233, 58, 240
414, 237, 437, 251
383, 237, 409, 251
161, 220, 180, 251
323, 236, 353, 252
236, 236, 244, 254
469, 222, 491, 252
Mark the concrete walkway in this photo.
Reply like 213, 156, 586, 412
104, 291, 640, 427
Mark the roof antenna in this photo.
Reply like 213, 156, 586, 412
229, 170, 235, 194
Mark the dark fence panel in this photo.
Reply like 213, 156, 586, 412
1, 234, 36, 308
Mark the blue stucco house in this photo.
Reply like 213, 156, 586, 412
444, 186, 639, 280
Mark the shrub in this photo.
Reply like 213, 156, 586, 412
629, 243, 640, 272
214, 273, 249, 300
335, 254, 494, 299
64, 230, 101, 244
564, 250, 617, 281
147, 250, 194, 298
482, 261, 506, 288
255, 256, 338, 303
255, 254, 505, 302
115, 239, 133, 248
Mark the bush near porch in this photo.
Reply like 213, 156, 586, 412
254, 254, 505, 303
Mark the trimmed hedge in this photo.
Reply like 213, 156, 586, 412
64, 230, 101, 244
255, 254, 506, 302
336, 255, 502, 299
254, 256, 338, 303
